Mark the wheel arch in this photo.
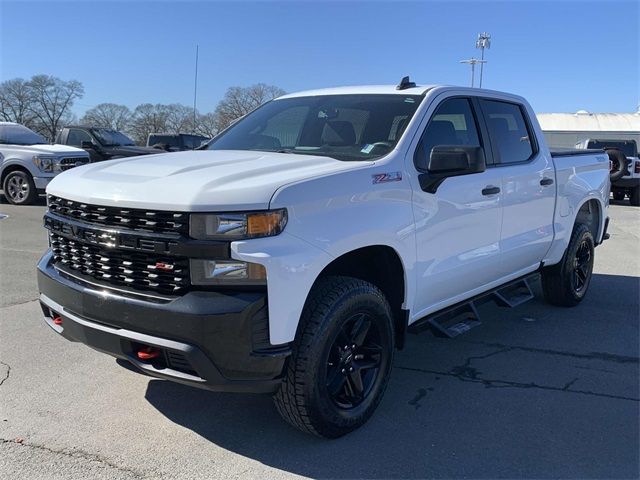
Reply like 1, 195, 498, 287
574, 197, 604, 243
1, 161, 35, 185
307, 244, 409, 349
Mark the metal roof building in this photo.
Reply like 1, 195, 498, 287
536, 111, 640, 148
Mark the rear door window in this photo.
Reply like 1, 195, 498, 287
480, 100, 535, 164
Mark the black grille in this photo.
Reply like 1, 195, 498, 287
47, 195, 189, 235
59, 157, 89, 171
50, 233, 189, 295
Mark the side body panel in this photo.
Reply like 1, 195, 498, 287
543, 151, 610, 265
236, 164, 417, 345
232, 86, 609, 345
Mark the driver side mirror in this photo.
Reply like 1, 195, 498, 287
81, 141, 97, 150
419, 145, 486, 193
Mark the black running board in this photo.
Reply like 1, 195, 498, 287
409, 273, 539, 338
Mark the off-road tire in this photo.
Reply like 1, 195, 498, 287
541, 224, 594, 307
607, 149, 630, 183
274, 276, 394, 438
2, 169, 37, 205
630, 187, 640, 207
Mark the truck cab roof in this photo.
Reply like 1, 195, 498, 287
278, 84, 438, 99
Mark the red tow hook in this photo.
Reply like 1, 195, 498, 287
52, 316, 63, 326
136, 346, 161, 361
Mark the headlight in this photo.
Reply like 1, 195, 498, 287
33, 155, 60, 173
190, 259, 267, 285
189, 209, 287, 240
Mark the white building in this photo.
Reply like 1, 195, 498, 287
537, 110, 640, 149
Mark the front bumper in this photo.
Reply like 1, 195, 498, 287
37, 252, 289, 393
33, 176, 54, 190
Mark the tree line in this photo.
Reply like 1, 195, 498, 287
0, 75, 285, 144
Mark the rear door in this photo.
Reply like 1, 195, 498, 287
409, 95, 504, 316
478, 99, 556, 276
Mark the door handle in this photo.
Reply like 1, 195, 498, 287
540, 177, 554, 186
482, 185, 501, 196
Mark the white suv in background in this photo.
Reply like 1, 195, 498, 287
0, 122, 89, 205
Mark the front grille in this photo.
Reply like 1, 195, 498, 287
50, 233, 189, 295
47, 195, 189, 236
59, 157, 89, 171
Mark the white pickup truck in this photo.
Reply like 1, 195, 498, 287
0, 122, 89, 205
37, 80, 611, 438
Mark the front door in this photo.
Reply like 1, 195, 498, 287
409, 96, 504, 318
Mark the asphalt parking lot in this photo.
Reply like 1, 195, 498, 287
0, 194, 638, 479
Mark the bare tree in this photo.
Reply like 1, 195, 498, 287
214, 84, 285, 130
165, 103, 195, 134
194, 112, 219, 138
80, 103, 132, 131
0, 78, 37, 128
27, 75, 84, 141
129, 103, 172, 145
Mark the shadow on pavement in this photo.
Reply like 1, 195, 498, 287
0, 191, 47, 206
144, 273, 639, 478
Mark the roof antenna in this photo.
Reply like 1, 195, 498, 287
396, 76, 416, 90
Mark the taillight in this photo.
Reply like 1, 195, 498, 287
635, 160, 640, 174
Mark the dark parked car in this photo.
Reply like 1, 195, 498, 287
56, 126, 161, 162
147, 133, 210, 151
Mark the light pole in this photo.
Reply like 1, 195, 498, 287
193, 45, 199, 133
476, 32, 491, 88
460, 58, 486, 88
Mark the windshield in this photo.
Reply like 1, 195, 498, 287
207, 94, 423, 161
0, 124, 47, 145
92, 128, 136, 146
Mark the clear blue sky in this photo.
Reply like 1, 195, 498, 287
1, 0, 638, 117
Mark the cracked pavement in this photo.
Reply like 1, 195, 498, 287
0, 197, 638, 479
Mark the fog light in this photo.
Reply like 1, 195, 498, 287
190, 259, 266, 285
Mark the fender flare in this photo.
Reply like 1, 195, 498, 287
572, 195, 605, 243
1, 158, 39, 182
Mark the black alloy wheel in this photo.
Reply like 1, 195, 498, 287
325, 312, 387, 409
572, 238, 592, 294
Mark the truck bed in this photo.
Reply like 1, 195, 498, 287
550, 148, 604, 157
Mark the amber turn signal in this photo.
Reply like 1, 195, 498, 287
247, 211, 287, 237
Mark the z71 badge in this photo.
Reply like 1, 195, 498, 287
372, 172, 402, 184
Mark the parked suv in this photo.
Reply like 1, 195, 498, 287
147, 133, 209, 151
576, 138, 639, 206
0, 122, 89, 205
56, 126, 160, 162
38, 81, 611, 437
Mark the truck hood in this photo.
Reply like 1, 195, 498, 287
2, 143, 87, 156
46, 150, 368, 211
